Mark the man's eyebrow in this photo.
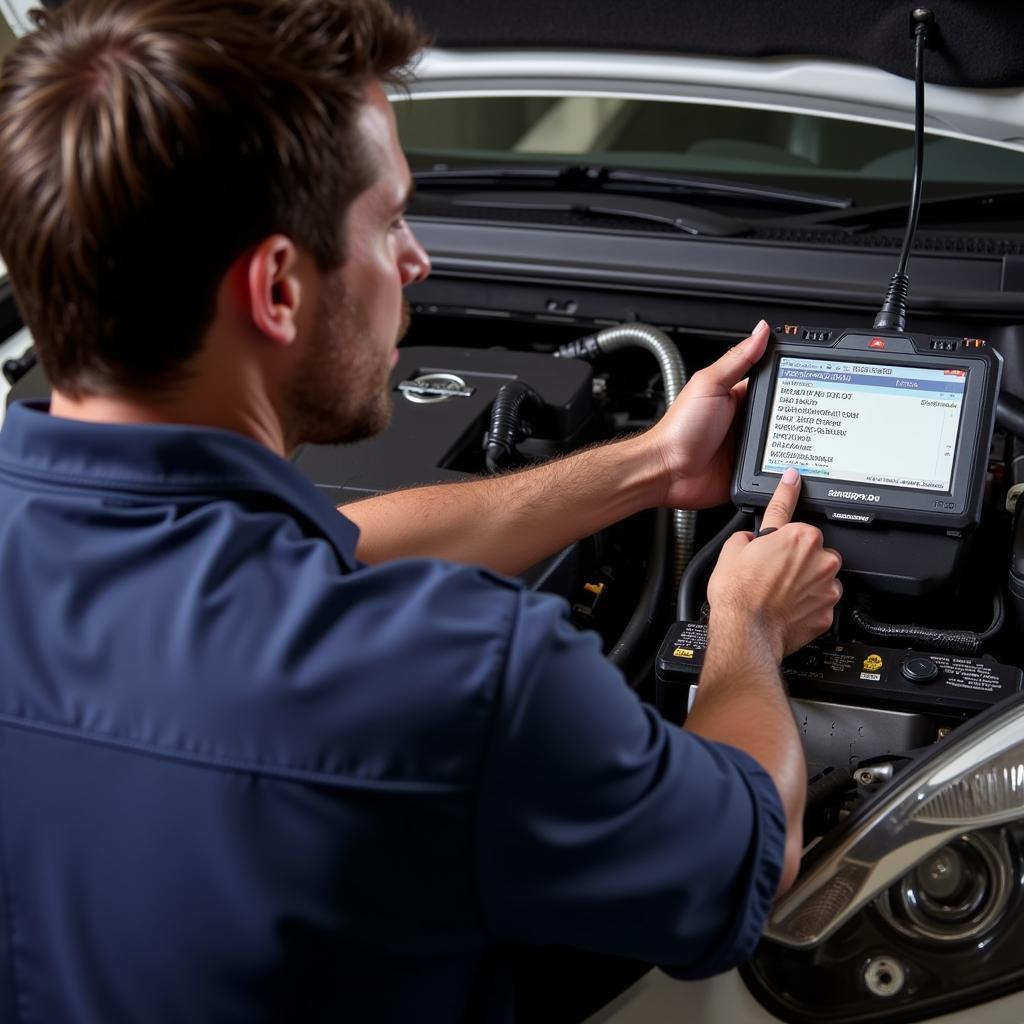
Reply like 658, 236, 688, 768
396, 182, 415, 211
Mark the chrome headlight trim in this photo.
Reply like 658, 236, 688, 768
766, 693, 1024, 949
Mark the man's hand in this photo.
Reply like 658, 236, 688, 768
646, 319, 770, 510
707, 469, 843, 660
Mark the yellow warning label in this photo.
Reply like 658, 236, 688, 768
863, 654, 884, 672
673, 648, 695, 659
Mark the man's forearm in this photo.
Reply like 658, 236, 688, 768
341, 432, 665, 573
683, 618, 806, 893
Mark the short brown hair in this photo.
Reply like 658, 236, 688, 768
0, 0, 425, 395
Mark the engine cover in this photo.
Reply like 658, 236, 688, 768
293, 345, 594, 499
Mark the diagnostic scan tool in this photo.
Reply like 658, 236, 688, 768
732, 325, 1002, 593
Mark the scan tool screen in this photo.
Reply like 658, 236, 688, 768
761, 357, 967, 492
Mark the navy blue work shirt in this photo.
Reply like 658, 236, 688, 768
0, 401, 785, 1023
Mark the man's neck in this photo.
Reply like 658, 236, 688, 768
48, 384, 288, 456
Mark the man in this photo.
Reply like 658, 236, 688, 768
0, 1, 841, 1021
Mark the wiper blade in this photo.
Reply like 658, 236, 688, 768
412, 163, 853, 211
604, 167, 852, 210
804, 187, 1024, 229
446, 189, 749, 238
414, 165, 563, 186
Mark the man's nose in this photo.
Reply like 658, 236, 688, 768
401, 230, 431, 286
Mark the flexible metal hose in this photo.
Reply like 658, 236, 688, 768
557, 323, 694, 585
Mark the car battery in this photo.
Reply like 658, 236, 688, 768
656, 620, 1024, 716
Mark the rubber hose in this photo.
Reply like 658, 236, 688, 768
677, 510, 752, 622
484, 381, 541, 473
997, 393, 1024, 439
850, 593, 1004, 656
608, 506, 668, 675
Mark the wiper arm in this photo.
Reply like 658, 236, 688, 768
412, 163, 853, 211
446, 189, 749, 238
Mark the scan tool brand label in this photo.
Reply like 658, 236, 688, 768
828, 489, 881, 502
397, 372, 476, 404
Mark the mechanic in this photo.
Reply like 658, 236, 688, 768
0, 1, 841, 1021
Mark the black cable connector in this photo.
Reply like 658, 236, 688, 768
872, 272, 910, 332
554, 335, 602, 361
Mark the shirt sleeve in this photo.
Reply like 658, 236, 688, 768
475, 588, 787, 977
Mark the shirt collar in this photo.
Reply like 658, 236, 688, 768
0, 401, 361, 568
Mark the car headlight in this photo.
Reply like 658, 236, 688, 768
744, 692, 1024, 1023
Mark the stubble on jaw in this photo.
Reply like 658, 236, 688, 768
282, 277, 410, 451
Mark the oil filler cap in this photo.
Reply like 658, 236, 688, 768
900, 656, 940, 684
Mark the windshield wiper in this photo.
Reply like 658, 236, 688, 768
802, 187, 1024, 229
445, 189, 749, 237
412, 163, 853, 211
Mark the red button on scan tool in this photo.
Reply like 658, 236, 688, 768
869, 337, 886, 349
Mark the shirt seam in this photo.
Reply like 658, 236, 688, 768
661, 740, 787, 977
0, 731, 26, 1023
705, 750, 785, 968
469, 586, 522, 943
0, 459, 361, 571
0, 713, 468, 795
0, 457, 272, 495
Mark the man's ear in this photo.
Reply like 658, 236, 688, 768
238, 235, 303, 346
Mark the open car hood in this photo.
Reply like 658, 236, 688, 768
403, 0, 1024, 149
2, 1, 1022, 145
404, 0, 1024, 89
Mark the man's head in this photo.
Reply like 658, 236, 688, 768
0, 0, 429, 445
280, 78, 428, 447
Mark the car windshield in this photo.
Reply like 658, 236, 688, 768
394, 94, 1024, 209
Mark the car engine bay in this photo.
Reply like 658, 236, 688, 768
286, 296, 1024, 806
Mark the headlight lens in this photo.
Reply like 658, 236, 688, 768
744, 694, 1024, 1023
876, 831, 1013, 945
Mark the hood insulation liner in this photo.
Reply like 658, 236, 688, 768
404, 0, 1024, 89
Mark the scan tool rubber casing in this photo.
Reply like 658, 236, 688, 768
732, 326, 1002, 533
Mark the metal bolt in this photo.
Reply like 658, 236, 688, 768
857, 763, 894, 787
864, 956, 906, 997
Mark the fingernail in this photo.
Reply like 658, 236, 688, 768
782, 467, 800, 485
754, 319, 768, 333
